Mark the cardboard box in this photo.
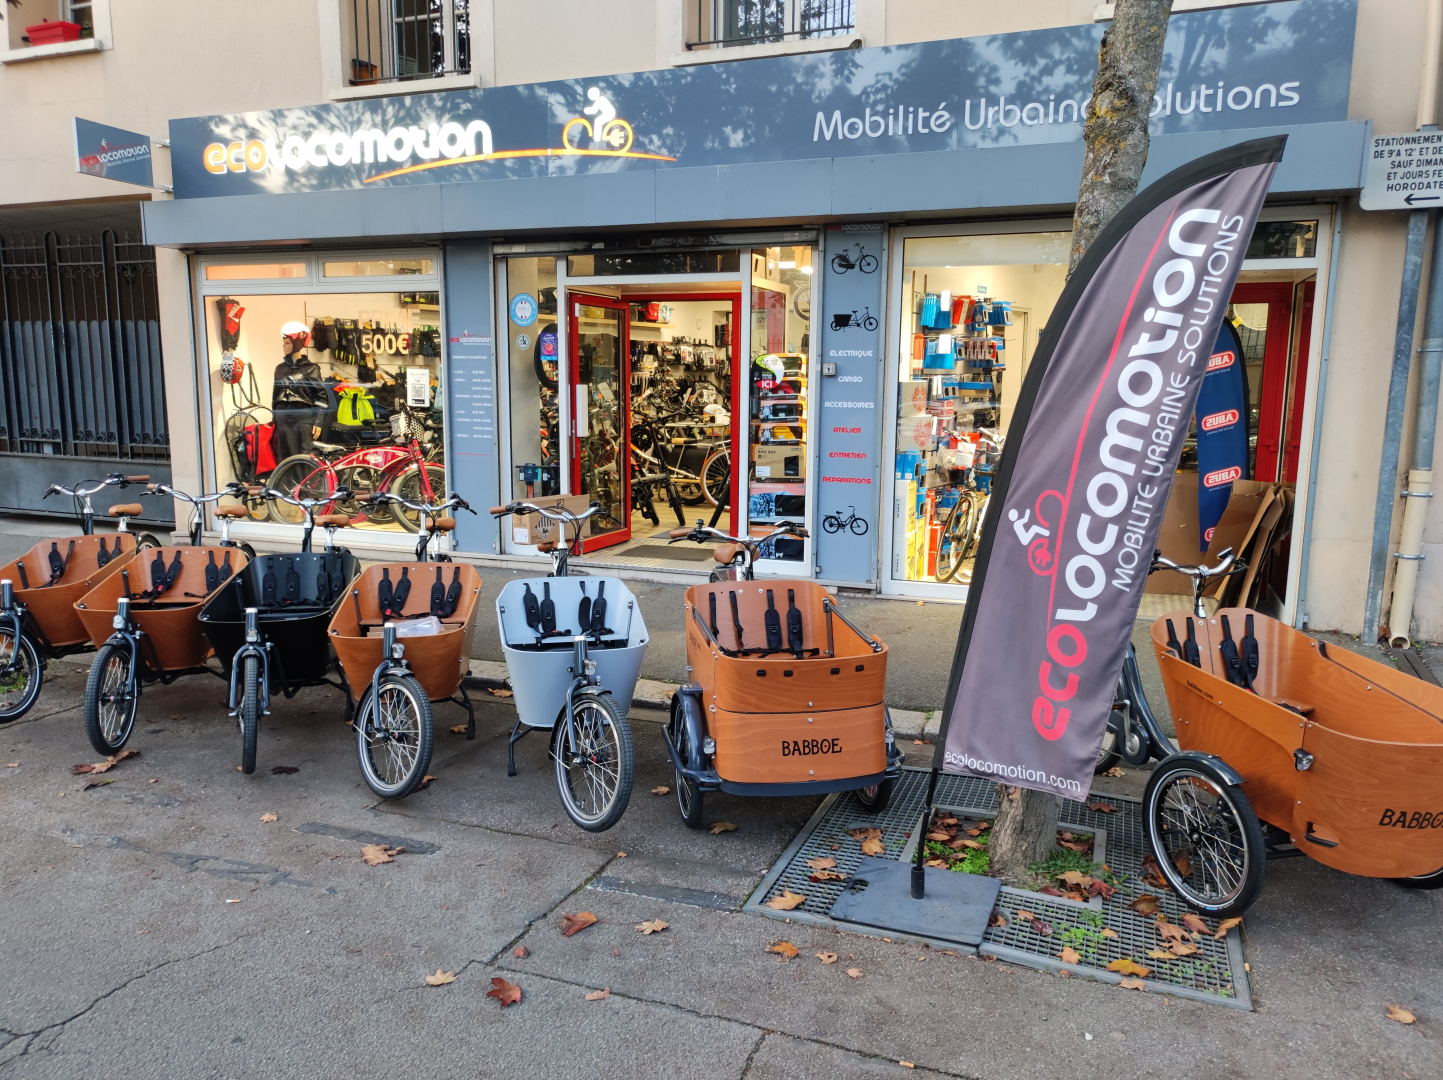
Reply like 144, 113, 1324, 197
899, 380, 930, 417
753, 444, 806, 480
897, 414, 938, 453
513, 493, 596, 547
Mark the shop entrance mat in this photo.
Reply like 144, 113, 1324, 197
743, 767, 1253, 1010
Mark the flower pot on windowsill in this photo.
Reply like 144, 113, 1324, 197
25, 20, 84, 45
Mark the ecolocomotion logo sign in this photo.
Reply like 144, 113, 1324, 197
200, 89, 673, 184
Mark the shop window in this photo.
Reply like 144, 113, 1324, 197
203, 289, 445, 535
1245, 220, 1317, 261
504, 257, 561, 499
567, 250, 740, 277
890, 230, 1069, 587
323, 257, 435, 278
205, 262, 308, 281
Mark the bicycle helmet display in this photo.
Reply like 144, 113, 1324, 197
280, 321, 311, 350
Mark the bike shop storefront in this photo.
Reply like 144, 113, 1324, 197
191, 251, 449, 552
497, 235, 816, 575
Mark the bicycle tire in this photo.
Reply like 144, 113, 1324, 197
829, 254, 850, 274
136, 533, 163, 551
84, 642, 137, 756
356, 672, 434, 799
1095, 704, 1122, 774
701, 448, 730, 507
387, 465, 447, 533
861, 315, 878, 332
858, 254, 879, 274
669, 696, 705, 829
267, 455, 329, 524
0, 628, 43, 723
936, 495, 974, 583
553, 691, 634, 832
822, 515, 842, 534
848, 516, 869, 536
239, 653, 260, 775
855, 777, 894, 813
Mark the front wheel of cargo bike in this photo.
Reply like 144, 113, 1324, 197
356, 673, 434, 799
84, 642, 139, 756
239, 653, 260, 775
855, 776, 895, 813
669, 696, 704, 829
552, 692, 633, 832
0, 628, 43, 723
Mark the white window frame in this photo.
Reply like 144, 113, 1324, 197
0, 0, 111, 63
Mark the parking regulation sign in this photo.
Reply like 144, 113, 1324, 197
1361, 131, 1443, 211
73, 117, 154, 188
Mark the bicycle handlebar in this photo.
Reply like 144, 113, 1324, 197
668, 519, 808, 548
262, 486, 354, 509
489, 500, 603, 525
147, 480, 249, 506
367, 491, 474, 516
1149, 547, 1240, 580
45, 473, 146, 500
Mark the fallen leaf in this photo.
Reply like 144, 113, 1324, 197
1129, 895, 1161, 916
513, 946, 530, 959
1147, 949, 1175, 960
1086, 801, 1117, 813
809, 869, 849, 882
636, 920, 669, 935
486, 687, 514, 697
1016, 909, 1036, 921
846, 968, 863, 978
1058, 870, 1094, 888
584, 987, 611, 1001
950, 838, 982, 850
862, 836, 885, 856
767, 941, 799, 960
805, 856, 837, 871
1087, 879, 1117, 900
615, 852, 627, 858
1182, 913, 1211, 936
424, 969, 456, 986
4, 762, 17, 768
71, 749, 139, 775
449, 725, 468, 734
1105, 766, 1126, 777
650, 785, 671, 796
1106, 958, 1151, 978
1386, 1004, 1417, 1024
709, 821, 737, 835
1213, 917, 1242, 939
1156, 920, 1188, 944
924, 858, 948, 869
912, 739, 926, 744
560, 911, 598, 936
926, 830, 953, 842
765, 890, 807, 911
847, 827, 882, 841
816, 951, 838, 965
965, 827, 983, 837
417, 774, 438, 789
1119, 977, 1147, 991
1169, 941, 1201, 956
81, 777, 114, 789
1173, 853, 1192, 876
361, 844, 402, 866
1101, 928, 1119, 940
271, 765, 299, 774
988, 912, 1008, 928
1031, 919, 1054, 937
1057, 837, 1092, 852
1059, 946, 1081, 964
486, 977, 521, 1007
260, 812, 278, 823
1139, 855, 1172, 890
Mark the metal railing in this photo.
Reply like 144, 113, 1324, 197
688, 0, 854, 49
0, 231, 168, 462
347, 0, 471, 85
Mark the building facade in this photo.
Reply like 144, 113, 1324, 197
2, 0, 1439, 643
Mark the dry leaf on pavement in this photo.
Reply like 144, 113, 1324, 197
767, 941, 799, 960
988, 912, 1008, 928
809, 869, 848, 883
846, 968, 863, 978
1101, 928, 1119, 939
816, 951, 838, 965
806, 856, 837, 871
424, 969, 456, 986
1182, 913, 1210, 936
417, 774, 438, 790
1213, 917, 1242, 939
635, 920, 669, 935
1058, 870, 1093, 887
361, 844, 402, 866
260, 813, 278, 823
1169, 941, 1201, 956
271, 765, 299, 774
1059, 947, 1081, 964
560, 911, 598, 936
951, 838, 982, 850
1156, 920, 1188, 944
1105, 766, 1126, 777
513, 946, 529, 959
1106, 958, 1151, 978
486, 687, 514, 697
71, 749, 139, 775
1015, 910, 1035, 921
848, 827, 882, 841
1031, 918, 1054, 937
1128, 895, 1160, 916
1118, 977, 1147, 991
486, 977, 522, 1007
765, 890, 807, 911
709, 821, 737, 834
862, 837, 885, 856
1147, 949, 1175, 960
650, 785, 671, 795
584, 987, 611, 1001
1086, 801, 1117, 813
449, 725, 468, 734
1386, 1004, 1417, 1024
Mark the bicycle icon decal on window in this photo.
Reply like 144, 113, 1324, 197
830, 307, 878, 332
830, 243, 878, 275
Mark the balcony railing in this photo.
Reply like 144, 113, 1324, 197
347, 0, 470, 86
688, 0, 854, 50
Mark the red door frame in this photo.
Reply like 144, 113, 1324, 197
617, 291, 744, 531
1232, 282, 1294, 483
1281, 280, 1316, 484
568, 293, 631, 554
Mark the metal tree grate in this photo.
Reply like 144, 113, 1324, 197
745, 768, 1252, 1009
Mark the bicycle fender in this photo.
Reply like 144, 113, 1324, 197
673, 687, 707, 771
1161, 749, 1247, 788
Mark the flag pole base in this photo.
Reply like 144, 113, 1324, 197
830, 857, 1002, 947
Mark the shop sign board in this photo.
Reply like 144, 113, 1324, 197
442, 241, 500, 554
814, 224, 885, 583
73, 117, 154, 188
1360, 130, 1443, 210
166, 0, 1353, 199
933, 138, 1284, 799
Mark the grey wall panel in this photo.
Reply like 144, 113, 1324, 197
654, 166, 723, 224
713, 158, 835, 222
579, 169, 658, 227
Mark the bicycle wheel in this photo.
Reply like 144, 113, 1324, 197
668, 696, 704, 829
935, 496, 974, 582
855, 776, 894, 813
268, 456, 330, 524
238, 542, 258, 562
849, 515, 869, 536
962, 495, 990, 560
239, 653, 260, 775
356, 672, 434, 799
822, 515, 842, 534
861, 315, 878, 332
673, 473, 707, 506
1095, 701, 1122, 774
338, 465, 388, 520
1144, 756, 1265, 917
387, 464, 447, 533
0, 628, 42, 723
136, 533, 163, 551
1395, 866, 1443, 889
84, 642, 138, 756
701, 448, 730, 507
858, 254, 879, 274
830, 254, 850, 274
552, 691, 634, 832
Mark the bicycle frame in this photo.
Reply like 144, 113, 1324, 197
281, 438, 438, 508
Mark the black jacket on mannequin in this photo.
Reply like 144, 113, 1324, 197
271, 356, 327, 460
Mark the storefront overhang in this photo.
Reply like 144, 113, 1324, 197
143, 120, 1366, 249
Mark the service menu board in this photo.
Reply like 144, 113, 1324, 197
814, 224, 886, 583
443, 240, 500, 554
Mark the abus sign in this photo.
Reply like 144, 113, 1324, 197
932, 138, 1283, 799
1203, 465, 1244, 487
1200, 409, 1240, 432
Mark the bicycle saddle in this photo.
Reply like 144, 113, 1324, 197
316, 514, 352, 528
430, 516, 456, 532
214, 505, 248, 518
311, 441, 346, 455
713, 542, 742, 564
109, 503, 144, 517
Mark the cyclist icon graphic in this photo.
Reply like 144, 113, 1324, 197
563, 88, 635, 153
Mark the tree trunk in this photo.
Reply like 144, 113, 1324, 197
989, 0, 1172, 887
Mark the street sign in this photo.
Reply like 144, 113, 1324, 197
1361, 131, 1443, 211
73, 117, 154, 188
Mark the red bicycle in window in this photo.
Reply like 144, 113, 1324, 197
265, 413, 445, 533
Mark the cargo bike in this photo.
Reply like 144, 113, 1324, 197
490, 500, 646, 832
74, 482, 261, 755
1143, 551, 1443, 916
0, 473, 152, 723
198, 487, 360, 774
328, 492, 484, 798
664, 521, 903, 827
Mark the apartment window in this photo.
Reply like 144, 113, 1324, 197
346, 0, 470, 85
687, 0, 854, 49
68, 1, 94, 37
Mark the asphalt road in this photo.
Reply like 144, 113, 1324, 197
0, 659, 1438, 1080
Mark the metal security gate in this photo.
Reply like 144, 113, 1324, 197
0, 230, 172, 522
